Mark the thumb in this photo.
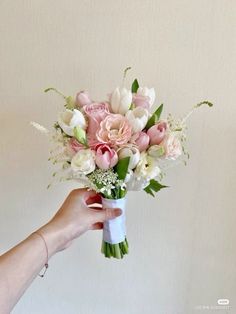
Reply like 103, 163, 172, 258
92, 207, 122, 223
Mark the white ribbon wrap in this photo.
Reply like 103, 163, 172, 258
102, 197, 126, 244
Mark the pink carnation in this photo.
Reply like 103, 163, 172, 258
96, 114, 132, 146
161, 133, 182, 160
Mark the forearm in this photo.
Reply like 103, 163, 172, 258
0, 224, 63, 314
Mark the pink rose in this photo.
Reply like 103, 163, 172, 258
95, 144, 118, 169
147, 121, 168, 145
130, 131, 150, 152
84, 102, 110, 147
97, 114, 132, 146
161, 133, 182, 160
132, 94, 151, 110
76, 91, 92, 107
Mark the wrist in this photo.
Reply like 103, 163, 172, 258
36, 221, 68, 258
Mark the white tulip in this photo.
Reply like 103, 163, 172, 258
124, 169, 133, 183
118, 145, 140, 169
135, 152, 161, 180
71, 149, 95, 175
110, 87, 132, 115
137, 87, 156, 107
58, 109, 86, 136
126, 174, 149, 191
125, 107, 149, 133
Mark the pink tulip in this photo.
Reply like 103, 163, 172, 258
147, 121, 168, 145
131, 131, 150, 152
132, 94, 151, 110
95, 144, 118, 169
76, 91, 92, 107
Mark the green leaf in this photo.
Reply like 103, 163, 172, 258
73, 126, 88, 147
65, 96, 76, 109
144, 179, 168, 197
194, 100, 213, 108
44, 87, 76, 109
123, 67, 132, 80
114, 157, 130, 180
129, 103, 136, 110
146, 104, 163, 129
44, 87, 67, 99
131, 79, 139, 93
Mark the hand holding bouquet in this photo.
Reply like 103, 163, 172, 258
32, 70, 212, 259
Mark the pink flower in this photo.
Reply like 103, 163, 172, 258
130, 131, 150, 152
147, 121, 168, 145
76, 91, 92, 107
65, 138, 83, 157
97, 114, 132, 146
132, 94, 151, 110
95, 144, 118, 169
84, 102, 110, 147
161, 133, 182, 160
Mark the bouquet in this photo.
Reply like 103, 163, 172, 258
32, 69, 212, 259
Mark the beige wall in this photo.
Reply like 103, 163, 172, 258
0, 1, 236, 313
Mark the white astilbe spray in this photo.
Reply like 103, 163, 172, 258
30, 121, 50, 134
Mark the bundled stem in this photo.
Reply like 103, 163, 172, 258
101, 238, 129, 259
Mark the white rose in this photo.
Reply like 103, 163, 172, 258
71, 149, 95, 175
110, 87, 132, 115
58, 109, 86, 136
137, 87, 156, 107
118, 145, 140, 169
125, 107, 149, 133
135, 152, 161, 180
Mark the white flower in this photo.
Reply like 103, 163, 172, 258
110, 87, 132, 115
135, 152, 161, 180
118, 145, 140, 169
148, 145, 165, 158
137, 87, 156, 107
71, 149, 95, 175
125, 107, 149, 133
124, 169, 133, 183
126, 175, 149, 191
58, 109, 86, 136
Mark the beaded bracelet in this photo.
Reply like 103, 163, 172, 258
34, 231, 49, 278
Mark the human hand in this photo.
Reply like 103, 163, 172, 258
37, 189, 122, 257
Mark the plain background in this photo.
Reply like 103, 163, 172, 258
0, 1, 235, 313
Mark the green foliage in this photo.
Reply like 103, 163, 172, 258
65, 96, 76, 109
146, 104, 163, 129
194, 101, 213, 108
144, 179, 168, 197
115, 157, 130, 180
44, 87, 75, 109
73, 126, 88, 147
131, 79, 139, 93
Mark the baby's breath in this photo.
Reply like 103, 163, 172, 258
87, 168, 126, 199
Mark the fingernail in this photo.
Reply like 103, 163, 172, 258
114, 208, 122, 216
